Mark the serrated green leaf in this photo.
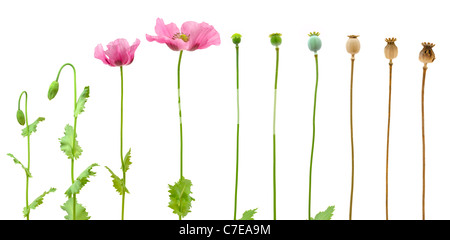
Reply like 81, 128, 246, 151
61, 197, 90, 220
7, 153, 32, 178
59, 124, 82, 160
65, 163, 99, 197
105, 166, 129, 195
313, 205, 335, 220
239, 208, 258, 220
168, 177, 195, 218
121, 148, 132, 173
21, 117, 45, 137
23, 187, 56, 217
74, 86, 90, 117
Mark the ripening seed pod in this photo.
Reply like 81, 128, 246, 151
231, 33, 242, 45
269, 33, 282, 47
307, 32, 322, 54
16, 109, 25, 126
47, 80, 59, 100
419, 42, 436, 64
346, 35, 360, 55
384, 38, 398, 60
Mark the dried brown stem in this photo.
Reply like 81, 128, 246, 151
386, 60, 393, 220
421, 64, 427, 220
349, 55, 355, 220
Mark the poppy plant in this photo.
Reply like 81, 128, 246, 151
47, 63, 99, 220
146, 18, 220, 220
7, 91, 55, 220
95, 38, 140, 220
384, 38, 398, 220
419, 42, 436, 220
269, 32, 281, 220
231, 33, 257, 220
346, 35, 360, 220
307, 32, 334, 220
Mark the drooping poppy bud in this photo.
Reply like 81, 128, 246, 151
16, 109, 25, 126
307, 32, 322, 54
48, 80, 59, 100
269, 33, 282, 47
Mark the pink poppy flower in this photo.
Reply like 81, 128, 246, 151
95, 38, 140, 67
146, 18, 220, 51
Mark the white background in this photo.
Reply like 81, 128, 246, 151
1, 0, 449, 220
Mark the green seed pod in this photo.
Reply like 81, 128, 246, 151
308, 32, 322, 54
269, 33, 282, 47
16, 109, 25, 126
48, 80, 59, 100
231, 33, 242, 45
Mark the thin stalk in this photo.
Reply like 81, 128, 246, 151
72, 117, 78, 219
308, 54, 319, 220
349, 56, 355, 220
19, 91, 30, 220
234, 45, 240, 220
177, 50, 184, 221
421, 64, 427, 220
273, 47, 279, 220
56, 63, 78, 219
120, 66, 126, 220
386, 60, 393, 220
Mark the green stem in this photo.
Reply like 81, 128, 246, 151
19, 91, 30, 220
177, 50, 184, 221
308, 54, 319, 220
178, 50, 184, 180
234, 45, 240, 220
273, 47, 279, 220
120, 66, 126, 220
56, 63, 78, 220
72, 117, 78, 219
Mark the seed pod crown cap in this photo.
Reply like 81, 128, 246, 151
231, 33, 242, 45
269, 33, 282, 47
308, 32, 322, 54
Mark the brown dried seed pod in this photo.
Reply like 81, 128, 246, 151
419, 42, 436, 64
384, 38, 398, 60
346, 35, 360, 55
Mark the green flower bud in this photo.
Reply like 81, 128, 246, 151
269, 33, 282, 47
16, 109, 25, 126
308, 32, 322, 54
231, 33, 242, 45
48, 81, 59, 100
